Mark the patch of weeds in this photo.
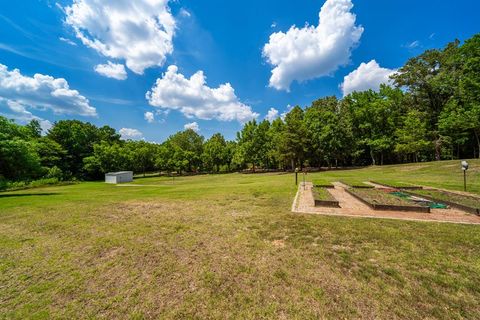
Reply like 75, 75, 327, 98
273, 269, 289, 283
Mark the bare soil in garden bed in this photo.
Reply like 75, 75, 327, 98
349, 188, 424, 207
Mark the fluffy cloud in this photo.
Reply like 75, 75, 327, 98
0, 63, 96, 117
146, 65, 259, 123
184, 122, 199, 132
263, 0, 363, 91
65, 0, 175, 74
94, 62, 127, 80
119, 128, 143, 140
280, 105, 294, 120
144, 111, 155, 123
265, 107, 279, 122
0, 99, 52, 133
341, 60, 396, 96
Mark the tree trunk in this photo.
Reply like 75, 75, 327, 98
252, 162, 256, 173
474, 129, 480, 159
380, 152, 384, 166
370, 149, 376, 166
434, 138, 441, 161
291, 159, 294, 171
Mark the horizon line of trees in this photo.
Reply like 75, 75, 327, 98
1, 34, 479, 183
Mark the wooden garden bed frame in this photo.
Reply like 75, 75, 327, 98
311, 186, 340, 208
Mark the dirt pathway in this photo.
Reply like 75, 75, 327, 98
292, 182, 480, 225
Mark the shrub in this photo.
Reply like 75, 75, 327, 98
46, 166, 63, 180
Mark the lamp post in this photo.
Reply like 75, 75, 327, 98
461, 161, 469, 191
295, 167, 299, 186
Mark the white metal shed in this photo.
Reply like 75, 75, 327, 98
105, 171, 133, 184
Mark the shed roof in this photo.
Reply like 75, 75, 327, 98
105, 171, 133, 176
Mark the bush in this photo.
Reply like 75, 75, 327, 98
29, 178, 59, 188
46, 166, 63, 180
0, 177, 7, 191
2, 180, 27, 191
0, 177, 62, 192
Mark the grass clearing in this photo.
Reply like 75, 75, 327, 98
370, 180, 422, 188
1, 160, 480, 318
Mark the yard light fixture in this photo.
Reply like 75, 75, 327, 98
295, 167, 299, 186
461, 161, 469, 191
303, 168, 307, 190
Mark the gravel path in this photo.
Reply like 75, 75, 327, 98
293, 182, 480, 225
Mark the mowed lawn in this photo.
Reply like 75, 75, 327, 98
1, 160, 480, 319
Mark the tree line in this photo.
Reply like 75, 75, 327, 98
1, 34, 479, 185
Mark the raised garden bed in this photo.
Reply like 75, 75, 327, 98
339, 180, 374, 189
405, 189, 480, 215
313, 183, 335, 189
312, 187, 340, 208
346, 188, 430, 213
370, 181, 423, 190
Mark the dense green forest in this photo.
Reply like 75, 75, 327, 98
1, 34, 479, 186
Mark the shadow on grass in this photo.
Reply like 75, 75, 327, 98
0, 193, 59, 198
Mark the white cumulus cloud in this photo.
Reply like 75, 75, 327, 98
65, 0, 176, 74
144, 111, 155, 123
184, 122, 199, 132
265, 107, 279, 122
341, 60, 396, 96
94, 61, 127, 80
262, 0, 363, 91
0, 63, 96, 117
0, 99, 52, 133
146, 65, 259, 123
119, 128, 143, 140
280, 105, 294, 120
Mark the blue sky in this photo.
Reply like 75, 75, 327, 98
0, 0, 478, 142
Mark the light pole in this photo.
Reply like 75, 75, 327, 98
461, 161, 469, 191
303, 169, 306, 190
295, 167, 299, 186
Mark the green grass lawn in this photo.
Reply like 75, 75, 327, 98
1, 160, 480, 319
370, 180, 422, 188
